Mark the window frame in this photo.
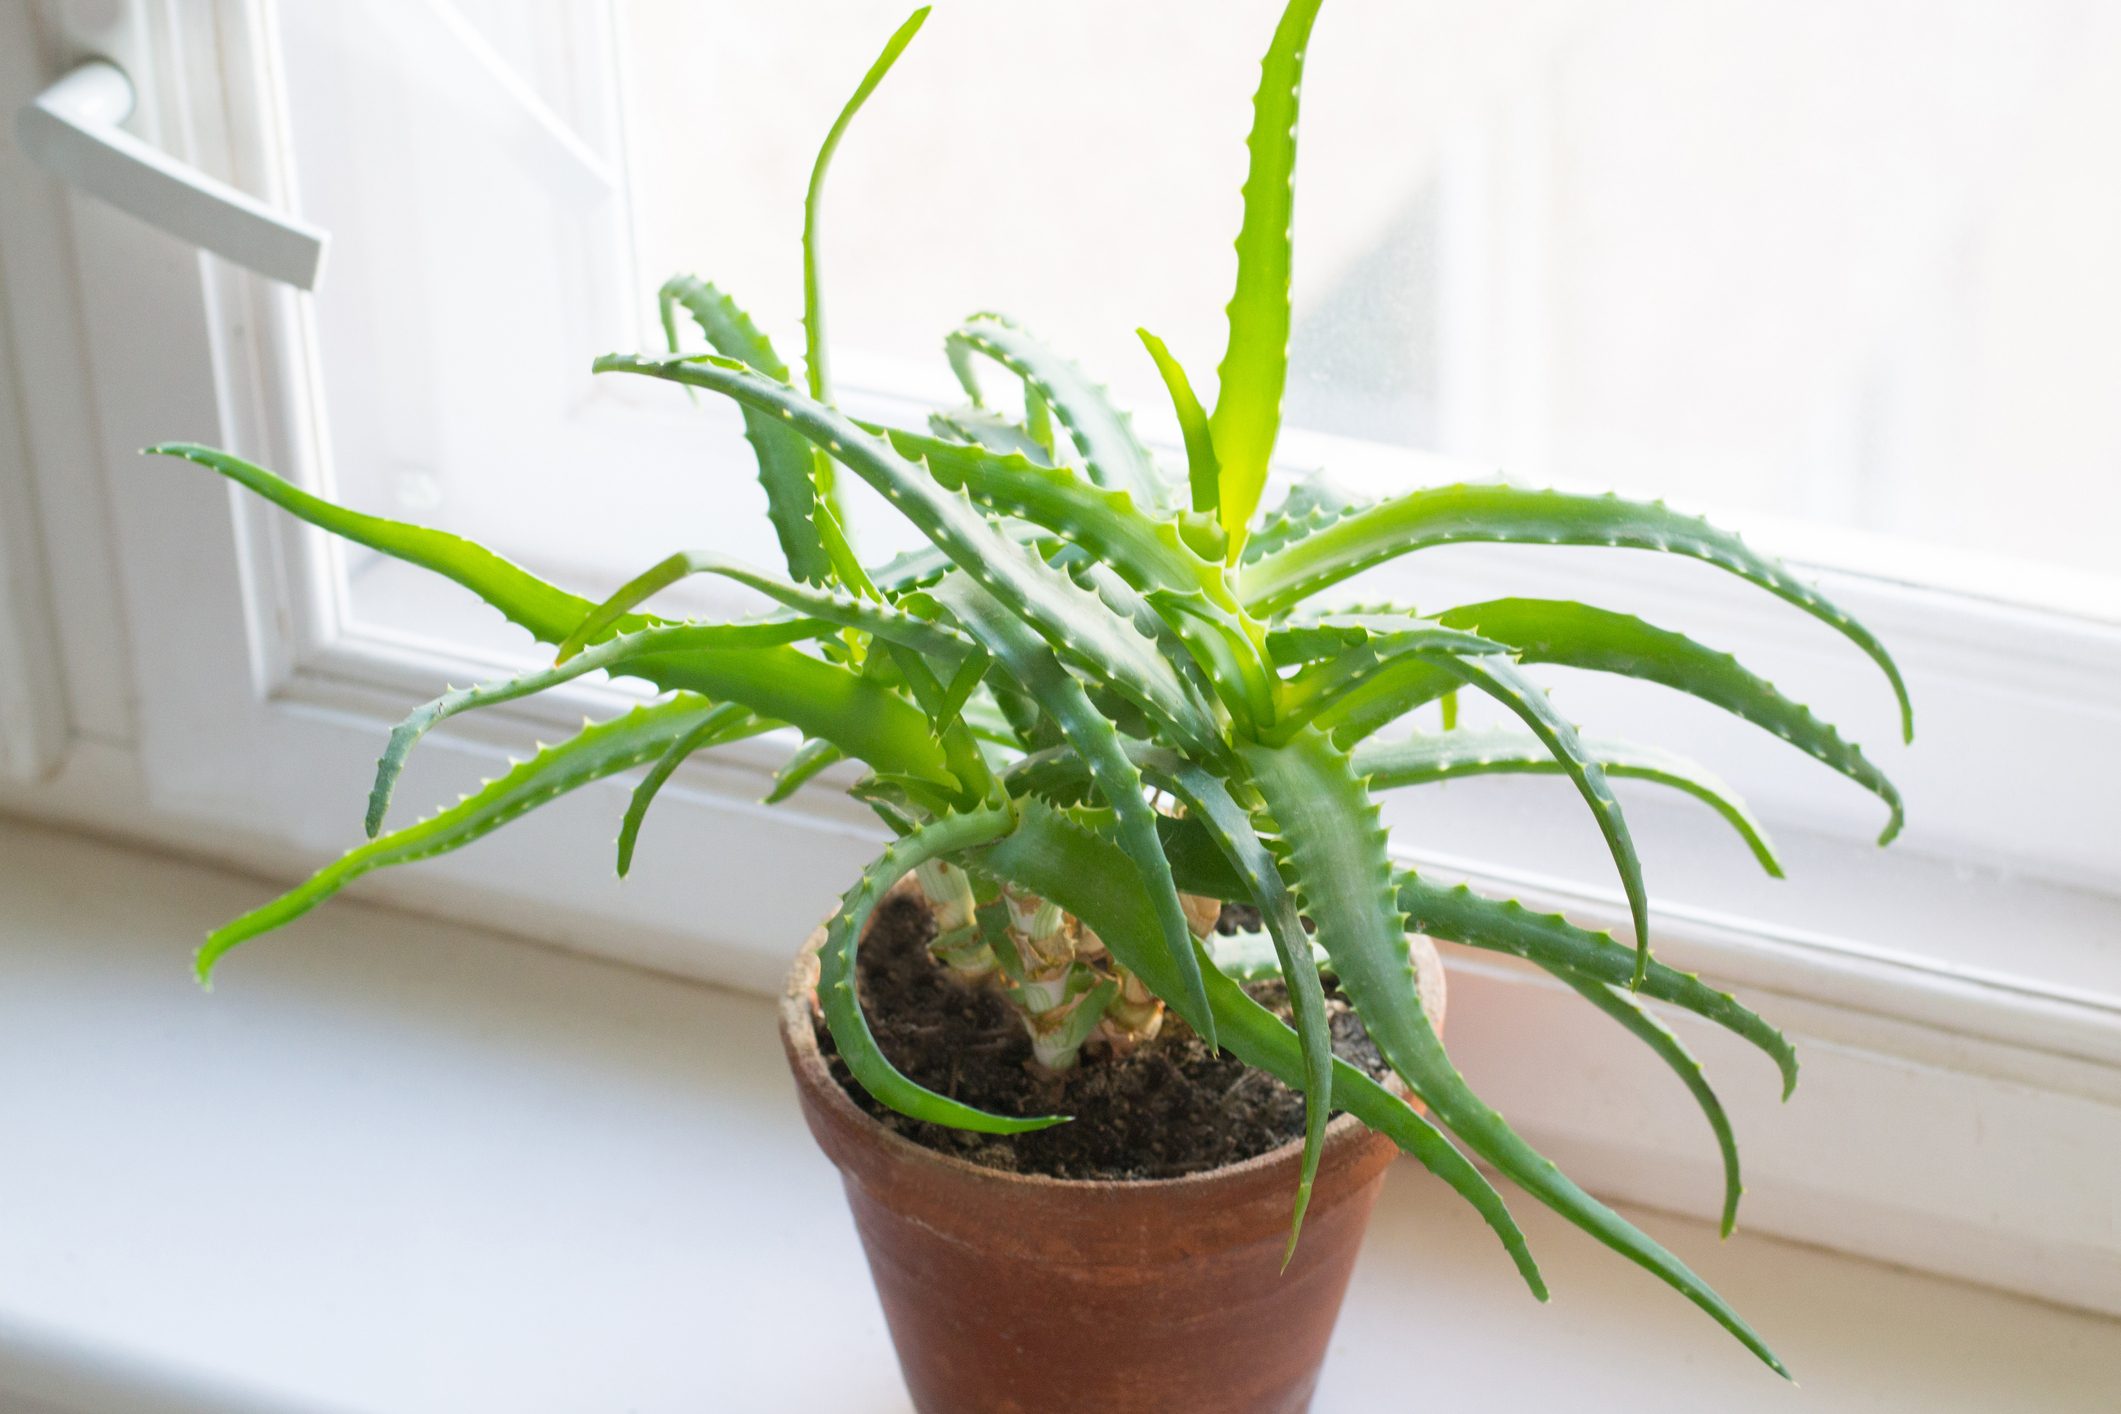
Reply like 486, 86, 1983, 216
5, 0, 2120, 1320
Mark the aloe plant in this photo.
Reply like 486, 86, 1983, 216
149, 0, 1914, 1379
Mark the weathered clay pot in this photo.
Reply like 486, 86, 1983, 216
781, 921, 1431, 1414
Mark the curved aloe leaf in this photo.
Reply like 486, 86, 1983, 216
974, 798, 1546, 1299
1243, 479, 1372, 564
1395, 875, 1799, 1099
766, 736, 847, 805
1434, 654, 1653, 985
146, 444, 949, 783
946, 313, 1165, 509
1561, 973, 1744, 1239
555, 550, 971, 663
1211, 0, 1326, 557
1355, 730, 1783, 877
1137, 328, 1220, 517
1136, 748, 1332, 1261
366, 620, 952, 832
617, 703, 766, 876
803, 7, 928, 407
659, 275, 831, 584
1239, 482, 1913, 743
595, 352, 1221, 756
935, 575, 1219, 1048
929, 407, 1051, 464
1438, 597, 1903, 844
1241, 728, 1785, 1374
818, 804, 1063, 1135
197, 699, 725, 981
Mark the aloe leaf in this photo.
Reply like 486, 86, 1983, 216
150, 443, 622, 647
973, 799, 1546, 1298
806, 6, 928, 404
554, 549, 971, 663
147, 443, 951, 781
659, 275, 832, 584
1207, 927, 1329, 982
1560, 973, 1745, 1238
1269, 617, 1513, 733
1242, 479, 1373, 564
1356, 730, 1783, 877
365, 619, 952, 831
765, 737, 846, 806
1241, 728, 1784, 1374
1210, 0, 1326, 557
1130, 749, 1332, 1259
1239, 483, 1913, 742
1394, 875, 1799, 1099
1440, 653, 1653, 986
596, 352, 1221, 756
1136, 328, 1220, 517
1438, 597, 1903, 844
819, 805, 1064, 1135
928, 407, 1052, 464
934, 575, 1219, 1048
617, 704, 767, 875
945, 313, 1165, 509
197, 699, 725, 980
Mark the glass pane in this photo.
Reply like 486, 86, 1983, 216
282, 0, 2121, 648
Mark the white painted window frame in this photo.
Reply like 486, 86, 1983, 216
4, 0, 2118, 1323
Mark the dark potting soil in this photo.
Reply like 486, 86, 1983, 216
814, 892, 1390, 1181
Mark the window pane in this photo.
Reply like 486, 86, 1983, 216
281, 0, 2121, 648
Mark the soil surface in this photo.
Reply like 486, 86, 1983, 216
815, 892, 1389, 1180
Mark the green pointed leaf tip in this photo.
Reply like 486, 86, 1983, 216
1137, 329, 1221, 517
1211, 0, 1327, 556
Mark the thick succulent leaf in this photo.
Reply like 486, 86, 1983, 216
973, 799, 1545, 1297
1395, 875, 1799, 1099
818, 805, 1062, 1134
1438, 597, 1903, 844
1210, 0, 1326, 557
928, 407, 1052, 464
1266, 612, 1510, 668
147, 444, 949, 784
365, 620, 824, 835
934, 575, 1218, 1048
554, 549, 972, 664
150, 444, 622, 647
1136, 328, 1220, 517
366, 621, 951, 832
1136, 748, 1333, 1259
618, 704, 767, 875
1270, 617, 1513, 733
596, 353, 1222, 756
1356, 730, 1783, 877
804, 6, 929, 406
1437, 653, 1653, 985
766, 737, 848, 806
945, 313, 1165, 509
876, 423, 1236, 608
197, 699, 724, 980
1239, 482, 1913, 743
1240, 728, 1785, 1374
1242, 478, 1373, 564
1561, 973, 1745, 1239
659, 275, 831, 584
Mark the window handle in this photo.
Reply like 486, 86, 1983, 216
15, 60, 328, 290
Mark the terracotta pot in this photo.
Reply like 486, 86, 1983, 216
780, 923, 1430, 1414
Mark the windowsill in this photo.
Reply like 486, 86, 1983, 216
3, 817, 2116, 1413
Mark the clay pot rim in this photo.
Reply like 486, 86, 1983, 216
781, 926, 1386, 1197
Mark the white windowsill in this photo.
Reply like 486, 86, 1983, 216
2, 816, 2116, 1414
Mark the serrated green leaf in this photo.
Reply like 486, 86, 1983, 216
198, 699, 725, 980
817, 805, 1064, 1134
1136, 328, 1220, 517
1210, 0, 1326, 557
1437, 597, 1902, 844
1239, 482, 1912, 743
1356, 730, 1783, 877
946, 313, 1166, 509
618, 704, 765, 876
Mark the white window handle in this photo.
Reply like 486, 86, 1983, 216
15, 60, 328, 291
